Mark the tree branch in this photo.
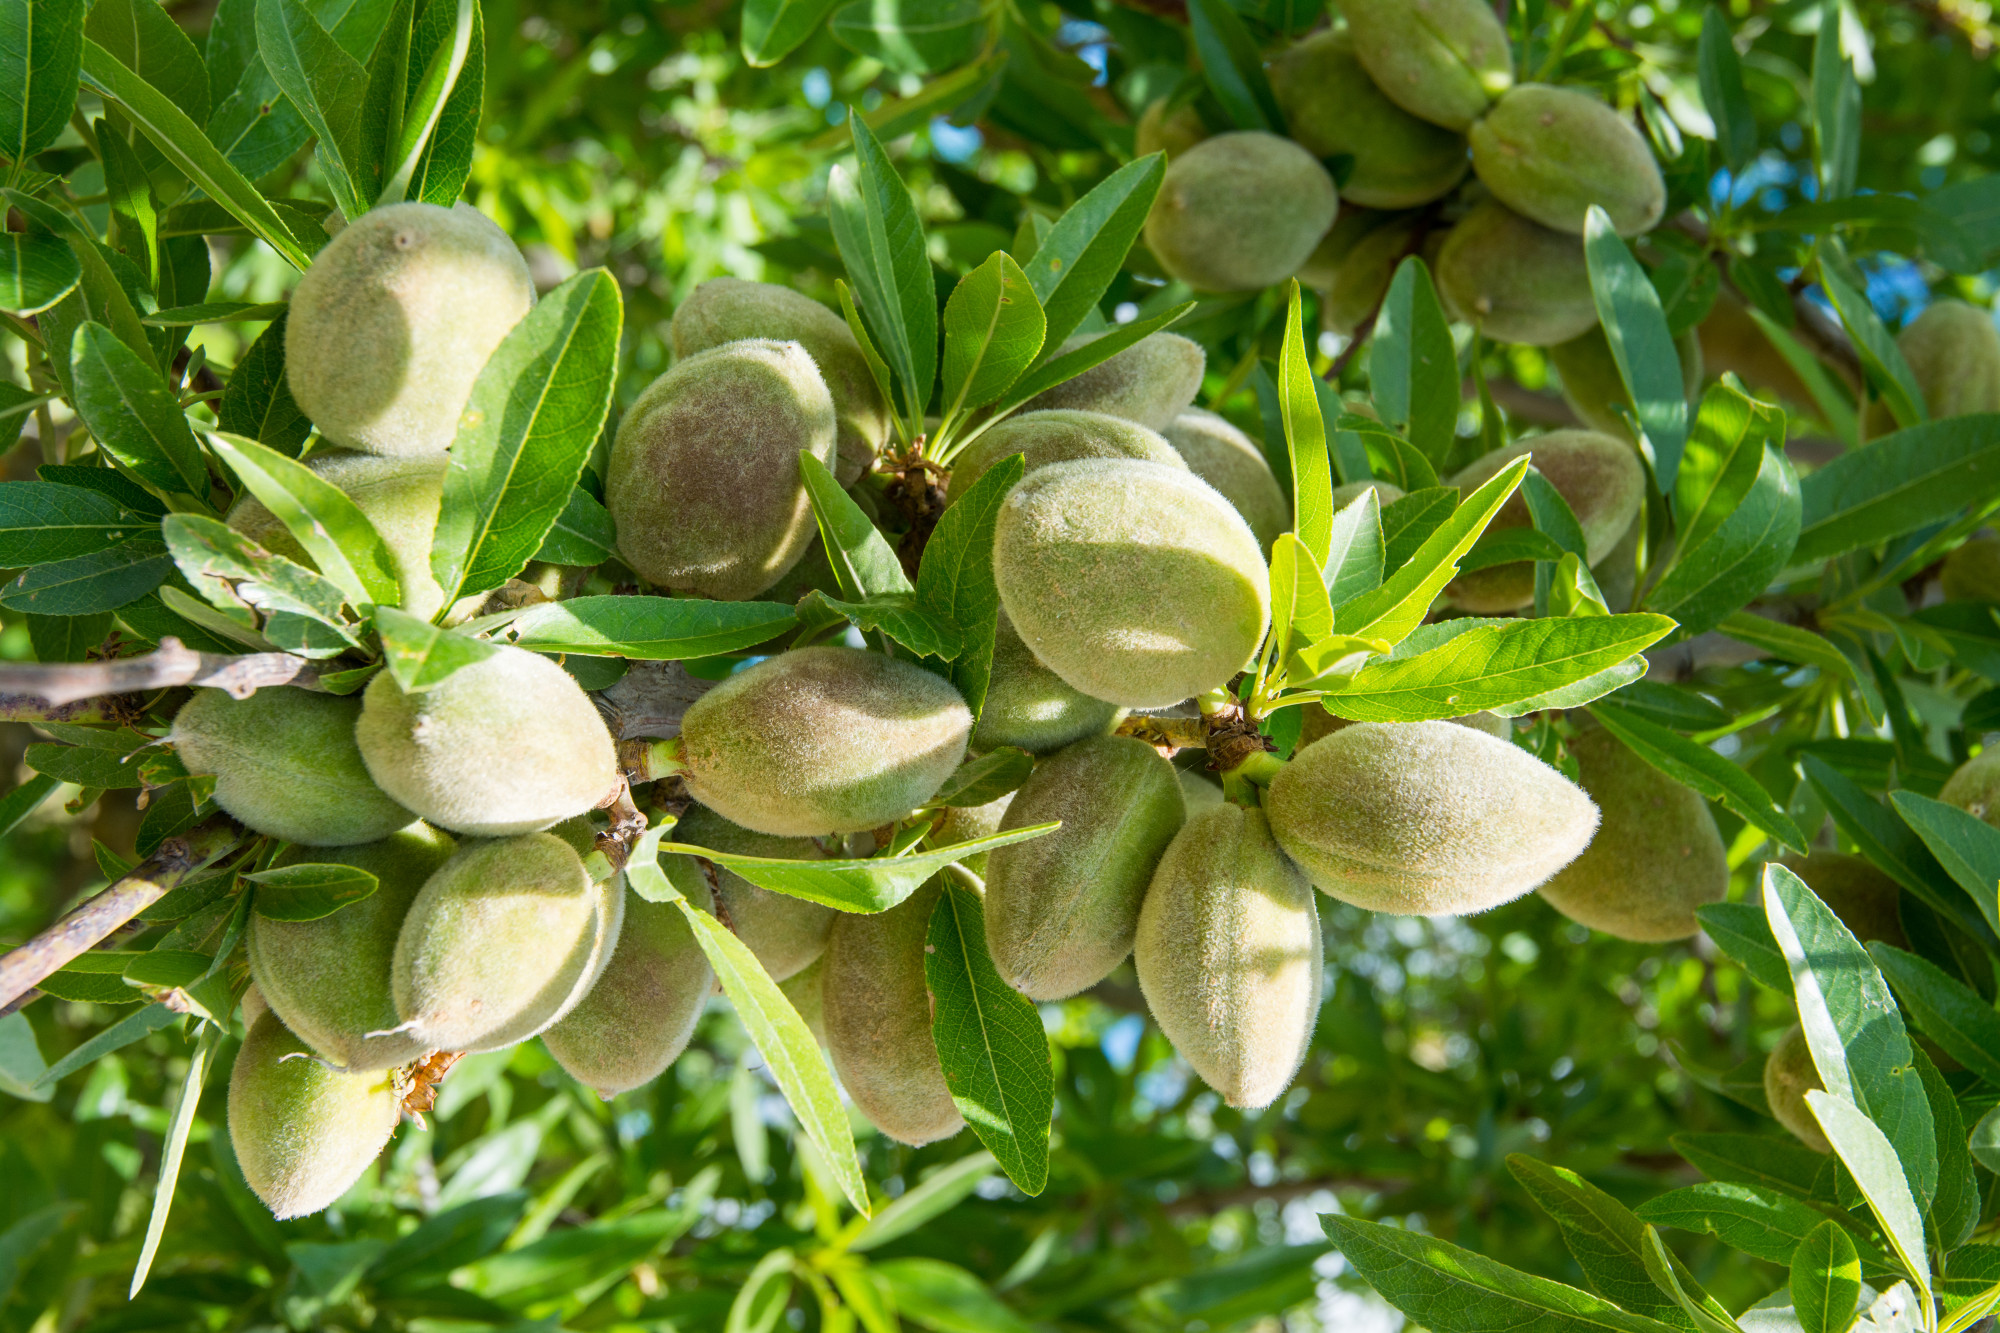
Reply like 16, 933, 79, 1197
0, 638, 327, 707
0, 816, 247, 1011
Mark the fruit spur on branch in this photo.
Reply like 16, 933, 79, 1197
6, 0, 1993, 1314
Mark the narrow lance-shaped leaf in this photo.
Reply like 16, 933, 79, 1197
1278, 280, 1332, 566
1590, 700, 1807, 853
916, 453, 1023, 718
1020, 153, 1164, 353
129, 1022, 221, 1297
801, 451, 912, 601
828, 110, 935, 420
1790, 1220, 1862, 1333
1585, 206, 1689, 495
206, 432, 401, 611
1820, 259, 1924, 431
255, 0, 369, 218
374, 604, 499, 692
69, 321, 209, 499
938, 250, 1044, 429
1698, 6, 1755, 171
0, 0, 84, 169
1804, 1091, 1930, 1301
1370, 257, 1457, 466
741, 0, 841, 66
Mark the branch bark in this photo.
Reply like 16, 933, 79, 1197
0, 638, 326, 707
0, 816, 246, 1011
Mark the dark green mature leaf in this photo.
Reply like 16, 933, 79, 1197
375, 605, 498, 692
216, 312, 309, 456
1020, 154, 1163, 352
1589, 701, 1807, 853
625, 823, 870, 1217
1279, 282, 1332, 566
401, 0, 483, 207
69, 322, 209, 498
534, 486, 615, 567
926, 877, 1052, 1195
207, 432, 401, 611
1635, 1183, 1833, 1265
1822, 263, 1923, 430
1310, 615, 1674, 721
1762, 862, 1937, 1211
657, 821, 1060, 914
163, 513, 360, 656
507, 596, 795, 660
0, 536, 172, 614
0, 231, 79, 313
1869, 943, 2000, 1088
0, 0, 83, 169
1319, 1215, 1680, 1333
938, 250, 1043, 424
1693, 902, 1789, 991
88, 0, 209, 197
875, 1259, 1039, 1333
1913, 1047, 1978, 1250
0, 481, 152, 565
917, 453, 1020, 717
988, 301, 1194, 417
830, 0, 989, 74
1802, 756, 1990, 941
80, 39, 314, 270
1803, 1091, 1930, 1296
1697, 7, 1754, 170
1506, 1156, 1699, 1328
246, 863, 380, 920
1670, 1133, 1830, 1200
431, 269, 622, 605
1790, 1221, 1861, 1333
1370, 258, 1457, 466
1185, 0, 1281, 132
1336, 458, 1529, 646
802, 450, 912, 602
25, 741, 149, 788
1796, 416, 2000, 563
27, 611, 110, 662
1888, 791, 2000, 937
1585, 207, 1689, 494
740, 0, 839, 65
255, 0, 369, 216
1810, 21, 1860, 201
927, 747, 1032, 809
828, 110, 934, 416
801, 590, 961, 659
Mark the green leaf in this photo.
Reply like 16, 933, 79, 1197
1718, 611, 1863, 693
1319, 1214, 1680, 1333
1868, 943, 2000, 1088
430, 269, 622, 606
0, 231, 79, 313
1588, 700, 1807, 853
1020, 153, 1164, 353
1804, 1091, 1930, 1300
206, 432, 401, 611
88, 0, 209, 194
848, 1151, 997, 1251
1635, 1182, 1837, 1266
1790, 1220, 1861, 1333
741, 0, 839, 65
0, 772, 57, 841
625, 823, 870, 1217
1309, 614, 1674, 720
69, 322, 209, 498
1267, 533, 1335, 687
534, 486, 615, 567
1803, 755, 1992, 943
1279, 281, 1332, 566
1914, 1046, 1978, 1250
1585, 207, 1690, 494
29, 1001, 178, 1089
802, 450, 912, 601
1693, 902, 1790, 991
379, 0, 480, 206
1506, 1155, 1707, 1327
1810, 15, 1860, 200
0, 0, 83, 168
1336, 459, 1528, 645
655, 821, 1060, 915
25, 741, 148, 788
374, 605, 499, 691
1697, 7, 1754, 170
1763, 862, 1937, 1211
828, 110, 935, 417
1644, 436, 1798, 639
162, 513, 360, 656
1663, 380, 1784, 570
986, 301, 1194, 418
216, 311, 309, 456
79, 39, 314, 270
1324, 486, 1385, 610
0, 481, 152, 565
1370, 258, 1457, 466
255, 0, 369, 217
925, 876, 1052, 1195
505, 595, 795, 660
0, 537, 172, 614
1886, 790, 2000, 937
830, 0, 990, 75
800, 590, 962, 659
245, 863, 380, 920
128, 1022, 221, 1297
916, 453, 1020, 717
938, 251, 1043, 425
1670, 1132, 1832, 1201
926, 747, 1032, 809
1185, 0, 1281, 132
874, 1259, 1040, 1333
1796, 414, 2000, 563
1822, 260, 1923, 430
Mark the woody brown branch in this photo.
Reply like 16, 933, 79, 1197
0, 815, 246, 1011
0, 638, 327, 707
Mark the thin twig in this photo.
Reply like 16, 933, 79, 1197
0, 816, 246, 1011
0, 694, 149, 726
0, 638, 327, 707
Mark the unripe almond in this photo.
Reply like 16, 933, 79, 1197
1445, 430, 1645, 613
1134, 804, 1322, 1109
984, 735, 1186, 1000
972, 613, 1123, 757
543, 883, 713, 1097
1764, 1025, 1830, 1153
228, 1012, 403, 1219
1162, 409, 1289, 552
172, 687, 414, 847
1270, 30, 1470, 208
1144, 133, 1338, 293
1135, 98, 1208, 159
1942, 536, 2000, 604
1435, 199, 1597, 346
1018, 333, 1207, 432
945, 408, 1186, 507
1469, 84, 1666, 237
1338, 0, 1513, 131
1942, 751, 2000, 827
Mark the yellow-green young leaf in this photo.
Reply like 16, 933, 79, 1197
1804, 1091, 1930, 1299
828, 111, 935, 418
245, 864, 380, 920
939, 251, 1044, 426
374, 605, 499, 692
1370, 257, 1457, 466
1265, 533, 1334, 691
925, 874, 1052, 1196
917, 454, 1022, 717
505, 596, 797, 660
1279, 281, 1331, 566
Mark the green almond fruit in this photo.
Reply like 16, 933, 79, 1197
1144, 132, 1339, 293
1469, 84, 1666, 237
1134, 803, 1322, 1109
247, 823, 457, 1070
984, 735, 1186, 1000
1895, 298, 2000, 421
543, 882, 713, 1097
172, 687, 415, 847
1338, 0, 1513, 131
945, 408, 1186, 507
972, 613, 1124, 757
1435, 198, 1597, 347
1942, 751, 2000, 828
1018, 333, 1207, 432
1162, 409, 1289, 552
1942, 535, 2000, 604
1266, 721, 1598, 914
287, 202, 535, 457
1546, 324, 1702, 442
1270, 29, 1470, 208
228, 1012, 403, 1219
1763, 1025, 1830, 1153
1444, 430, 1645, 612
1135, 97, 1208, 160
